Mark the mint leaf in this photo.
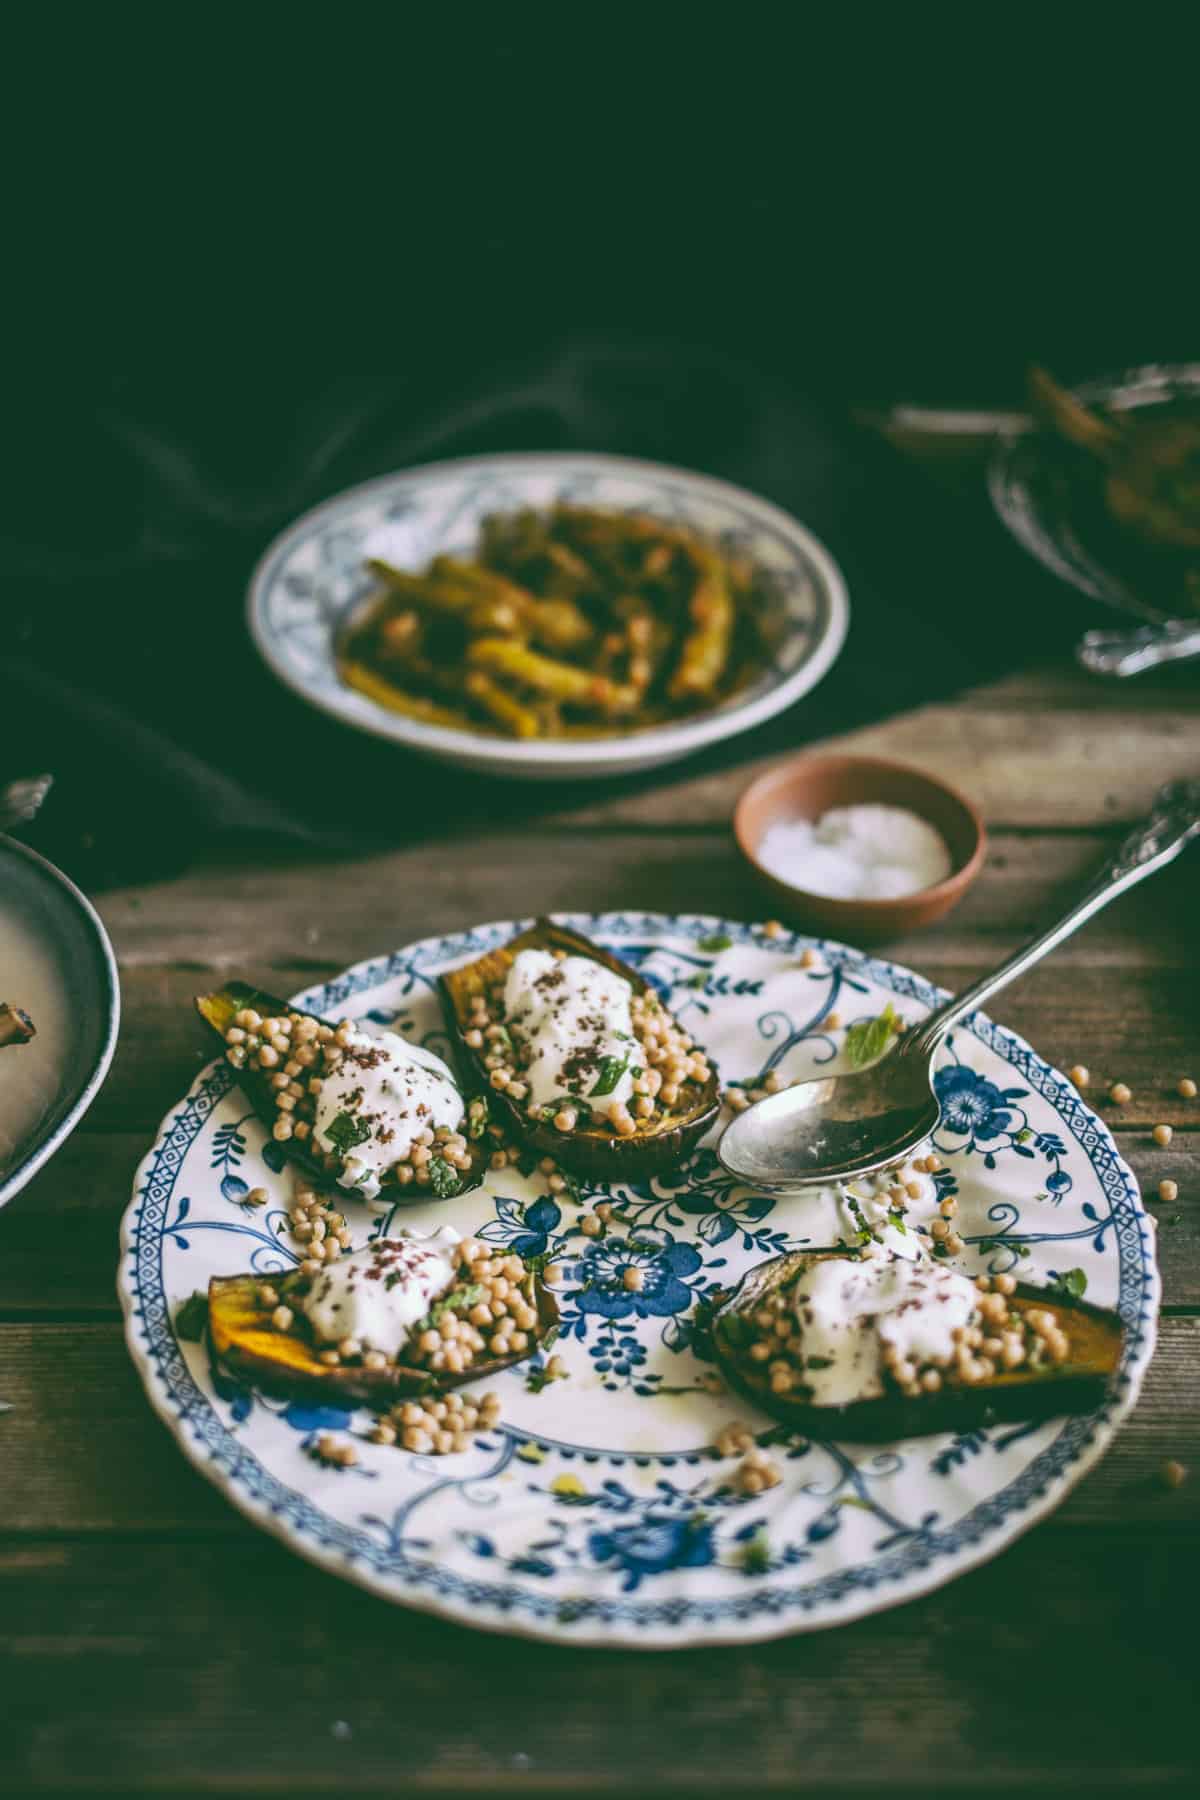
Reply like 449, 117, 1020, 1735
425, 1154, 460, 1198
175, 1291, 208, 1342
591, 1055, 630, 1097
697, 933, 733, 953
325, 1111, 370, 1154
1050, 1267, 1087, 1302
843, 1003, 898, 1070
886, 1210, 908, 1234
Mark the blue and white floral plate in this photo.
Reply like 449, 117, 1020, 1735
119, 914, 1157, 1647
247, 453, 849, 780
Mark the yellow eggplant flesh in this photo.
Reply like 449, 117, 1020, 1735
439, 918, 720, 1179
207, 1269, 558, 1407
712, 1249, 1124, 1442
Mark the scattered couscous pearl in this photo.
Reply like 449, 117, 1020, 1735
546, 1355, 567, 1379
944, 1232, 964, 1256
1110, 1082, 1132, 1105
929, 1217, 950, 1240
542, 1263, 563, 1286
580, 1212, 602, 1238
271, 1305, 293, 1331
727, 1088, 749, 1112
825, 1012, 841, 1030
1158, 1179, 1179, 1204
799, 948, 817, 969
762, 919, 784, 939
1179, 1078, 1197, 1100
622, 1267, 645, 1292
1153, 1124, 1173, 1147
246, 1186, 268, 1207
1159, 1459, 1189, 1490
1068, 1064, 1090, 1089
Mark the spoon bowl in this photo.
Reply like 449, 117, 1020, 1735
719, 1042, 940, 1192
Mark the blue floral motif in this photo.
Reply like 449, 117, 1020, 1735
934, 1043, 1073, 1203
572, 1228, 704, 1323
211, 1114, 256, 1205
589, 1513, 717, 1591
936, 1065, 1020, 1142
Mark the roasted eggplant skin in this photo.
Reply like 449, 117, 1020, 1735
711, 1250, 1124, 1442
439, 918, 721, 1180
207, 1268, 559, 1407
195, 979, 487, 1201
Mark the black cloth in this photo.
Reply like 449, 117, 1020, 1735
2, 340, 1091, 890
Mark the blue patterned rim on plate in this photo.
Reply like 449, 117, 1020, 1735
119, 915, 1157, 1647
246, 454, 849, 778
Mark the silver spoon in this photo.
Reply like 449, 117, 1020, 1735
718, 780, 1200, 1193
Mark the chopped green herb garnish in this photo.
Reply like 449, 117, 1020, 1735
591, 1055, 630, 1097
887, 1210, 908, 1234
843, 1002, 898, 1070
697, 933, 733, 953
1050, 1267, 1088, 1301
175, 1291, 208, 1342
737, 1531, 771, 1574
325, 1111, 371, 1154
466, 1097, 490, 1140
425, 1155, 460, 1199
415, 1283, 485, 1331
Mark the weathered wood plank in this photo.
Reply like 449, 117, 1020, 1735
1, 1527, 1196, 1794
94, 828, 1196, 972
2, 1130, 1196, 1314
1, 1320, 1195, 1535
541, 700, 1200, 830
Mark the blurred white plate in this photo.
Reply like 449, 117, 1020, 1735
248, 452, 849, 779
0, 836, 119, 1208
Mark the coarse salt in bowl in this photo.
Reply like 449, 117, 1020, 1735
734, 754, 987, 942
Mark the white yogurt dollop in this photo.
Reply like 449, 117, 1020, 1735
301, 1228, 461, 1356
503, 949, 638, 1111
757, 804, 953, 901
312, 1027, 464, 1201
791, 1251, 978, 1405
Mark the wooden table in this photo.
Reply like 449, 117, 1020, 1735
4, 659, 1198, 1797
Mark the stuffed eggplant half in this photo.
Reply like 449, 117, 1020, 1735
196, 980, 487, 1204
712, 1246, 1123, 1441
207, 1227, 559, 1408
440, 918, 720, 1180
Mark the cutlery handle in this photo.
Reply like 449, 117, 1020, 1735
906, 780, 1200, 1059
1077, 618, 1200, 677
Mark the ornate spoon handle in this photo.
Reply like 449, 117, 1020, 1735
1077, 619, 1200, 677
905, 780, 1200, 1059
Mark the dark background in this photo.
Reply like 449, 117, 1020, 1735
4, 21, 1195, 890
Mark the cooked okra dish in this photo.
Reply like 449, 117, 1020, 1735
338, 504, 777, 738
